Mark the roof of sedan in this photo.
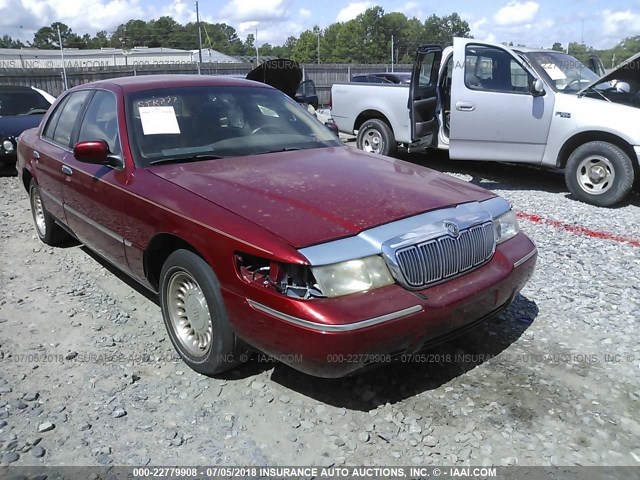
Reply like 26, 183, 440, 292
82, 74, 270, 93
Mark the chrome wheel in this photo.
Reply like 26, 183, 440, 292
361, 128, 383, 154
166, 271, 213, 357
576, 155, 615, 195
30, 186, 47, 237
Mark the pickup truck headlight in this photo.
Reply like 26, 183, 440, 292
311, 256, 395, 298
494, 210, 520, 243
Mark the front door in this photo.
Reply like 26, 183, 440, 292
62, 89, 130, 272
449, 38, 555, 163
410, 45, 442, 144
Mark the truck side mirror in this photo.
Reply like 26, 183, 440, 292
531, 78, 546, 97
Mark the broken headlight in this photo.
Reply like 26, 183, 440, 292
235, 253, 395, 299
311, 256, 395, 298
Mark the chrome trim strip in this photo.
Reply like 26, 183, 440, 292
247, 300, 423, 332
64, 204, 124, 244
299, 197, 511, 266
514, 248, 538, 268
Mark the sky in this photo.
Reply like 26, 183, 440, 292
1, 0, 639, 50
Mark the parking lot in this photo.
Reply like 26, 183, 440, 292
0, 148, 639, 467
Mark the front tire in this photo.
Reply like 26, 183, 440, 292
29, 180, 70, 246
356, 119, 397, 156
159, 249, 242, 376
565, 141, 634, 207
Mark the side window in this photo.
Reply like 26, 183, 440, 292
510, 59, 530, 92
465, 45, 532, 93
51, 91, 91, 148
78, 90, 120, 154
419, 55, 435, 88
42, 96, 70, 140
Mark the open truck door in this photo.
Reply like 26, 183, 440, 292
410, 45, 442, 145
587, 54, 606, 77
448, 37, 554, 163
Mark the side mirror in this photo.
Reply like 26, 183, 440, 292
531, 78, 546, 97
73, 140, 120, 167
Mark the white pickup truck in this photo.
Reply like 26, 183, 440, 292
331, 37, 640, 207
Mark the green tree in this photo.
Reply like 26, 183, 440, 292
0, 35, 25, 48
422, 13, 471, 45
32, 22, 82, 49
292, 28, 319, 63
566, 42, 592, 64
244, 33, 255, 53
86, 31, 110, 49
552, 42, 564, 52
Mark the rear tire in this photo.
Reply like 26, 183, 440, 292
565, 141, 634, 207
28, 180, 70, 246
159, 249, 243, 376
356, 119, 397, 156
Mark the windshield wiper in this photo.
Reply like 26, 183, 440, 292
149, 153, 226, 165
256, 147, 303, 155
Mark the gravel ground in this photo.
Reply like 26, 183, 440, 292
0, 147, 639, 468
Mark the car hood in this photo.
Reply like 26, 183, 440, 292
578, 51, 640, 95
0, 114, 44, 137
149, 147, 495, 248
246, 59, 303, 100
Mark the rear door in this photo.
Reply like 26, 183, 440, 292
410, 45, 442, 144
35, 91, 91, 223
449, 38, 554, 163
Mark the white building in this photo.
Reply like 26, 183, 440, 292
0, 46, 240, 69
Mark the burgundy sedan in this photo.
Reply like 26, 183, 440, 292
17, 75, 537, 378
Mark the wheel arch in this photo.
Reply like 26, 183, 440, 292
354, 110, 394, 134
144, 233, 204, 292
21, 167, 34, 192
557, 131, 638, 173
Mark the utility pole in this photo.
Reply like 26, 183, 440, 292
391, 34, 394, 72
196, 1, 203, 64
120, 26, 128, 65
57, 26, 68, 90
255, 28, 259, 64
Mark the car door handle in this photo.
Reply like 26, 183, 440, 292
61, 165, 73, 176
455, 102, 476, 112
33, 151, 40, 160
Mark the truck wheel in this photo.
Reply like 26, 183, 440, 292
356, 119, 397, 156
160, 249, 243, 376
565, 141, 634, 207
28, 180, 71, 246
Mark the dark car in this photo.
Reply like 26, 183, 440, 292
17, 75, 537, 378
352, 72, 412, 84
0, 85, 54, 170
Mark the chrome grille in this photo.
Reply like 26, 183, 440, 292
395, 221, 495, 288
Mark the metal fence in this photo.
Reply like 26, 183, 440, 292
0, 63, 412, 106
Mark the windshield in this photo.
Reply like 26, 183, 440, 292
126, 85, 341, 167
524, 51, 604, 94
0, 90, 51, 115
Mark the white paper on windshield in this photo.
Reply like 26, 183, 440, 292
540, 63, 566, 80
139, 106, 180, 135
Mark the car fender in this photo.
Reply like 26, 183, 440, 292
542, 94, 640, 167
